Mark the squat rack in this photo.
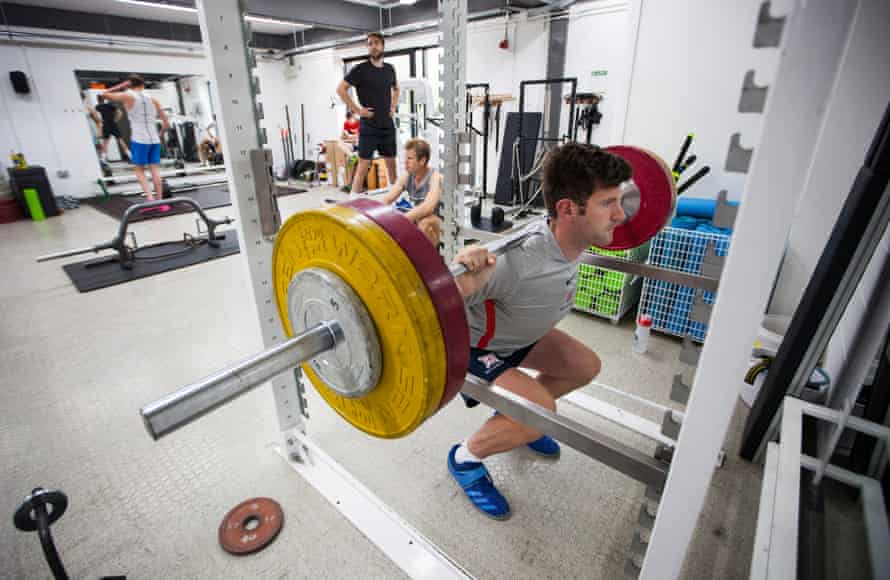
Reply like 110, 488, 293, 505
190, 1, 819, 578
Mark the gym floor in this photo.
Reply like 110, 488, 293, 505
0, 187, 762, 579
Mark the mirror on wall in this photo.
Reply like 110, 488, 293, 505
75, 71, 220, 190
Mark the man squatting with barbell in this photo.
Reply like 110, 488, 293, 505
448, 142, 631, 520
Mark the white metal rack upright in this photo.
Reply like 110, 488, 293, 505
751, 397, 890, 579
195, 1, 469, 576
192, 1, 856, 578
641, 1, 867, 577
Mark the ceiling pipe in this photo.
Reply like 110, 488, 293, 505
275, 6, 525, 58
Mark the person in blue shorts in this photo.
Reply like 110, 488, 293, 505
448, 143, 632, 519
101, 75, 170, 201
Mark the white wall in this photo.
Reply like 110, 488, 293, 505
254, 59, 291, 173
622, 0, 785, 200
465, 16, 550, 188
564, 0, 633, 146
0, 38, 208, 198
277, 15, 550, 189
277, 50, 342, 169
178, 75, 214, 129
764, 0, 890, 398
145, 82, 181, 115
770, 0, 890, 317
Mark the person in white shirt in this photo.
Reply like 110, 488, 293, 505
101, 75, 170, 201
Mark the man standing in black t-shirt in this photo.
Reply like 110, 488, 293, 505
96, 94, 131, 162
336, 32, 400, 193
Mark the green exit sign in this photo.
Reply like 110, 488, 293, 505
591, 70, 608, 77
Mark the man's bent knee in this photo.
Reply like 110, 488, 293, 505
584, 351, 602, 383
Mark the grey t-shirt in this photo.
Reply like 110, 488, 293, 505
464, 219, 580, 356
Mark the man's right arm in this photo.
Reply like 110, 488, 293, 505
453, 246, 497, 299
381, 174, 408, 205
337, 80, 358, 113
338, 78, 373, 119
154, 98, 170, 132
101, 80, 131, 106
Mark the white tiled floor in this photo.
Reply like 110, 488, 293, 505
0, 186, 762, 579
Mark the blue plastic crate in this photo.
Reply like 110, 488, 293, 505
639, 227, 731, 342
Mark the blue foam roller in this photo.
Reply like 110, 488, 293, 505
676, 197, 739, 219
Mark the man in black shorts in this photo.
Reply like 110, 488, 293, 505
95, 95, 130, 162
336, 32, 400, 193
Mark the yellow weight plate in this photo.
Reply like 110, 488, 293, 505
272, 205, 447, 438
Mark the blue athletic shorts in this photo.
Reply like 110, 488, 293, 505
130, 141, 161, 166
467, 343, 537, 383
462, 343, 537, 408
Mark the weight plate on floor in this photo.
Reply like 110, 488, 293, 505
343, 199, 469, 412
13, 488, 68, 532
218, 497, 283, 555
602, 146, 677, 250
286, 266, 382, 398
273, 205, 447, 438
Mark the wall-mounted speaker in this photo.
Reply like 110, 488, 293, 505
9, 71, 30, 94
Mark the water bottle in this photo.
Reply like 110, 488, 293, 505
633, 314, 653, 354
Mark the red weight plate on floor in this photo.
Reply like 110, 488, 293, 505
343, 199, 469, 411
602, 146, 677, 250
218, 497, 284, 555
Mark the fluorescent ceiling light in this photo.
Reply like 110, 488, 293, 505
115, 0, 196, 13
114, 2, 311, 29
400, 0, 418, 5
244, 15, 311, 29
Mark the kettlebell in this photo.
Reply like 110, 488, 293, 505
470, 202, 482, 226
491, 207, 505, 228
161, 179, 173, 199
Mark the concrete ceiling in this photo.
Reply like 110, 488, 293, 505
1, 0, 312, 34
0, 0, 567, 52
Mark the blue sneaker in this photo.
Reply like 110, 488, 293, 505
527, 435, 561, 458
493, 411, 561, 458
447, 444, 511, 520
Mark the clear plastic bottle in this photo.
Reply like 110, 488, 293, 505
633, 314, 653, 354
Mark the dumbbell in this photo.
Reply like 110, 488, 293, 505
470, 201, 482, 226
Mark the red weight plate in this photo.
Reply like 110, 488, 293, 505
343, 199, 469, 411
218, 497, 284, 555
602, 146, 676, 250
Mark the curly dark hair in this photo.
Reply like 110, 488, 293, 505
542, 143, 632, 218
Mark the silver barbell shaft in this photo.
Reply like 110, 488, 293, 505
140, 322, 340, 440
140, 223, 713, 441
36, 245, 106, 262
141, 229, 540, 439
448, 224, 539, 277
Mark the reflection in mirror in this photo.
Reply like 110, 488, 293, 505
75, 71, 223, 195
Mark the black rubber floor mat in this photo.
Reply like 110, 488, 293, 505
472, 216, 513, 233
62, 230, 240, 293
82, 186, 232, 222
83, 185, 307, 222
278, 185, 308, 196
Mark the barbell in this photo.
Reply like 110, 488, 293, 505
140, 146, 678, 439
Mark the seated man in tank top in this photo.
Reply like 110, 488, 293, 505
381, 138, 443, 246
